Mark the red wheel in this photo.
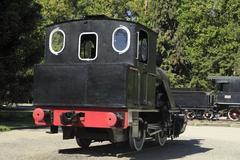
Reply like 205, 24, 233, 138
228, 108, 240, 121
186, 111, 196, 120
203, 110, 214, 120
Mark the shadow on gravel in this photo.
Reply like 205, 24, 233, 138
58, 139, 212, 159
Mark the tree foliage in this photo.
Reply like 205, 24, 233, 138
175, 0, 240, 88
36, 0, 130, 25
1, 0, 240, 103
0, 0, 42, 104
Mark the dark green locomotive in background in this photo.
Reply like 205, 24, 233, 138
33, 15, 187, 151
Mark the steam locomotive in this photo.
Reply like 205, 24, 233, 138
32, 16, 187, 151
172, 76, 240, 121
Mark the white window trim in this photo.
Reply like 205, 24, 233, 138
112, 25, 131, 54
138, 29, 149, 63
49, 27, 65, 55
136, 32, 140, 59
78, 32, 98, 61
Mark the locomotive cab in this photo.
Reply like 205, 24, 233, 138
209, 76, 240, 121
209, 76, 240, 104
33, 16, 186, 151
34, 16, 160, 109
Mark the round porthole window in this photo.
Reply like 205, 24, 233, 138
112, 25, 130, 54
49, 27, 65, 55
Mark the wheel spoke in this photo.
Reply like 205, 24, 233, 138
228, 108, 240, 121
186, 111, 195, 120
155, 131, 167, 146
203, 110, 214, 120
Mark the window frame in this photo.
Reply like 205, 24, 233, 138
137, 30, 149, 64
136, 32, 140, 60
78, 32, 98, 61
49, 27, 66, 55
112, 25, 131, 54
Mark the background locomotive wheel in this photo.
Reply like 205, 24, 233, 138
155, 131, 167, 146
76, 138, 92, 149
129, 118, 145, 151
227, 108, 240, 121
186, 111, 196, 120
203, 110, 214, 120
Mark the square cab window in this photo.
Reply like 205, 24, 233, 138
78, 32, 98, 61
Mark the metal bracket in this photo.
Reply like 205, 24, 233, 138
131, 112, 139, 138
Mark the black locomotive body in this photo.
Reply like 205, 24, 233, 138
209, 76, 240, 121
172, 89, 213, 120
172, 76, 240, 121
33, 16, 186, 151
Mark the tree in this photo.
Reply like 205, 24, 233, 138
125, 0, 191, 87
3, 0, 239, 105
125, 0, 240, 89
175, 0, 240, 88
36, 0, 130, 26
0, 0, 42, 104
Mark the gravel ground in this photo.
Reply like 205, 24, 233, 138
187, 119, 240, 128
0, 126, 240, 160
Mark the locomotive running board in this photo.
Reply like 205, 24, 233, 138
169, 109, 181, 113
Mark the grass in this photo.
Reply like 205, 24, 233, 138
0, 125, 11, 132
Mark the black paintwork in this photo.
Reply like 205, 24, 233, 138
34, 64, 128, 107
209, 76, 240, 106
33, 16, 177, 110
33, 16, 188, 144
172, 89, 212, 110
45, 20, 135, 65
209, 76, 240, 92
45, 17, 156, 67
172, 76, 240, 113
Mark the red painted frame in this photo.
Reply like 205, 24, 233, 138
33, 107, 128, 129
